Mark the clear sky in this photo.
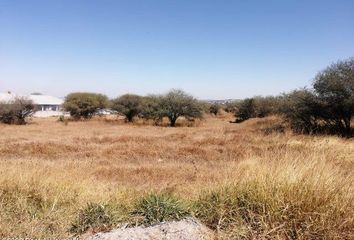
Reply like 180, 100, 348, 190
1, 0, 353, 99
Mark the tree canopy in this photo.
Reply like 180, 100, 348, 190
281, 58, 354, 136
111, 94, 144, 122
64, 92, 109, 119
148, 89, 203, 126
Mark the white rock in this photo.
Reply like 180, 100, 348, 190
86, 218, 214, 240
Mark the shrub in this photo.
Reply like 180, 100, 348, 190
58, 115, 65, 122
235, 98, 256, 122
0, 97, 34, 124
313, 57, 354, 135
224, 101, 240, 113
111, 94, 143, 122
132, 193, 189, 225
58, 115, 69, 125
209, 103, 221, 115
280, 89, 322, 134
253, 96, 282, 117
63, 92, 109, 119
280, 57, 354, 136
234, 96, 282, 123
70, 203, 114, 234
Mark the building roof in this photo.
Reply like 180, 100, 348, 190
28, 94, 63, 105
0, 92, 63, 105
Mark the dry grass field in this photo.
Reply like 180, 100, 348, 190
0, 114, 353, 239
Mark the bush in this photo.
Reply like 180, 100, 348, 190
0, 97, 34, 124
280, 89, 322, 134
235, 98, 256, 122
70, 203, 114, 234
132, 193, 189, 225
254, 96, 282, 117
58, 115, 69, 125
313, 58, 354, 135
281, 58, 354, 136
224, 101, 240, 113
63, 92, 109, 119
234, 96, 282, 123
209, 103, 221, 115
111, 94, 143, 122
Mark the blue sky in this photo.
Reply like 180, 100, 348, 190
1, 0, 353, 99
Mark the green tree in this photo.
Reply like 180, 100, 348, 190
111, 94, 143, 122
157, 89, 203, 127
281, 58, 354, 136
313, 58, 354, 134
63, 92, 109, 119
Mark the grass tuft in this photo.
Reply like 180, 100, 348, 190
70, 202, 114, 234
132, 193, 189, 225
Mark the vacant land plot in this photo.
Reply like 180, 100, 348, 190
0, 115, 353, 238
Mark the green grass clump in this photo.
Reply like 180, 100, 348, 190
70, 202, 114, 234
132, 193, 190, 225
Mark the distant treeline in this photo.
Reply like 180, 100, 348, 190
0, 57, 353, 136
63, 89, 202, 127
228, 57, 353, 136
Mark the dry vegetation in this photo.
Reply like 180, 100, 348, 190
0, 114, 353, 239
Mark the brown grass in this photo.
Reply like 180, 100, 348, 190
0, 115, 353, 238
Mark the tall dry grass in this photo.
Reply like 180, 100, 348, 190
0, 115, 353, 238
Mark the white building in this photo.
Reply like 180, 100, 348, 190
0, 92, 64, 117
29, 94, 64, 117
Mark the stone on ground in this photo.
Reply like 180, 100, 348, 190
86, 217, 214, 240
